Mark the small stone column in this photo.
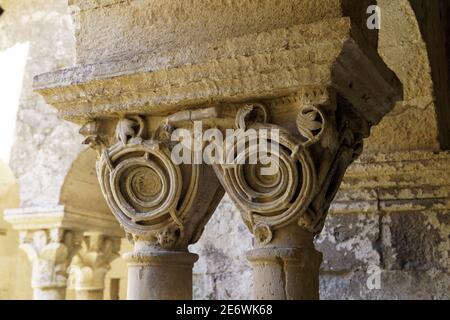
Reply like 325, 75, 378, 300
124, 241, 198, 300
247, 225, 322, 300
211, 95, 374, 299
69, 233, 121, 300
91, 117, 224, 300
19, 228, 82, 300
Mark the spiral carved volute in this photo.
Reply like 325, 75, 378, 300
213, 97, 366, 244
213, 103, 324, 245
97, 116, 200, 249
94, 94, 366, 248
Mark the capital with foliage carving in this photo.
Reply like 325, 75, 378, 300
19, 229, 83, 290
69, 233, 121, 291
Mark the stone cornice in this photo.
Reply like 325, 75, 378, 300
330, 151, 450, 214
344, 151, 450, 188
4, 205, 124, 237
34, 18, 401, 125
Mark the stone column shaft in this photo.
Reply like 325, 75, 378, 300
247, 226, 322, 300
125, 243, 198, 300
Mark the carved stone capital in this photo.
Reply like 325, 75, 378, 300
18, 228, 83, 291
35, 5, 402, 252
69, 233, 121, 292
211, 91, 367, 245
95, 116, 224, 251
4, 206, 121, 299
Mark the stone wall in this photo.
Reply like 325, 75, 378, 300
0, 0, 448, 300
317, 151, 450, 299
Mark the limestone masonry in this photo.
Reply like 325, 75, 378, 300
0, 0, 448, 300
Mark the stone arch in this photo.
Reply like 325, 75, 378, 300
59, 148, 123, 236
59, 148, 127, 300
60, 148, 109, 217
408, 0, 450, 149
366, 0, 449, 152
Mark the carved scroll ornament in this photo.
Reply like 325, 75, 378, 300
212, 103, 329, 244
211, 95, 366, 245
96, 116, 199, 249
91, 92, 366, 248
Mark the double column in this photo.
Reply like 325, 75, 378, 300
85, 87, 370, 300
5, 208, 122, 300
34, 2, 402, 299
69, 233, 121, 300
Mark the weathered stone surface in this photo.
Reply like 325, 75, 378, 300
316, 211, 450, 274
366, 0, 447, 152
34, 17, 400, 127
316, 213, 381, 272
191, 195, 253, 274
1, 0, 449, 300
315, 150, 450, 300
213, 270, 254, 300
191, 194, 253, 300
382, 212, 449, 271
320, 270, 450, 300
68, 0, 378, 65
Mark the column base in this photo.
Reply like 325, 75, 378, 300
33, 287, 66, 300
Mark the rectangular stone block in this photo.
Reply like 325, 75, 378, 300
315, 213, 381, 272
320, 270, 450, 300
381, 211, 450, 271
